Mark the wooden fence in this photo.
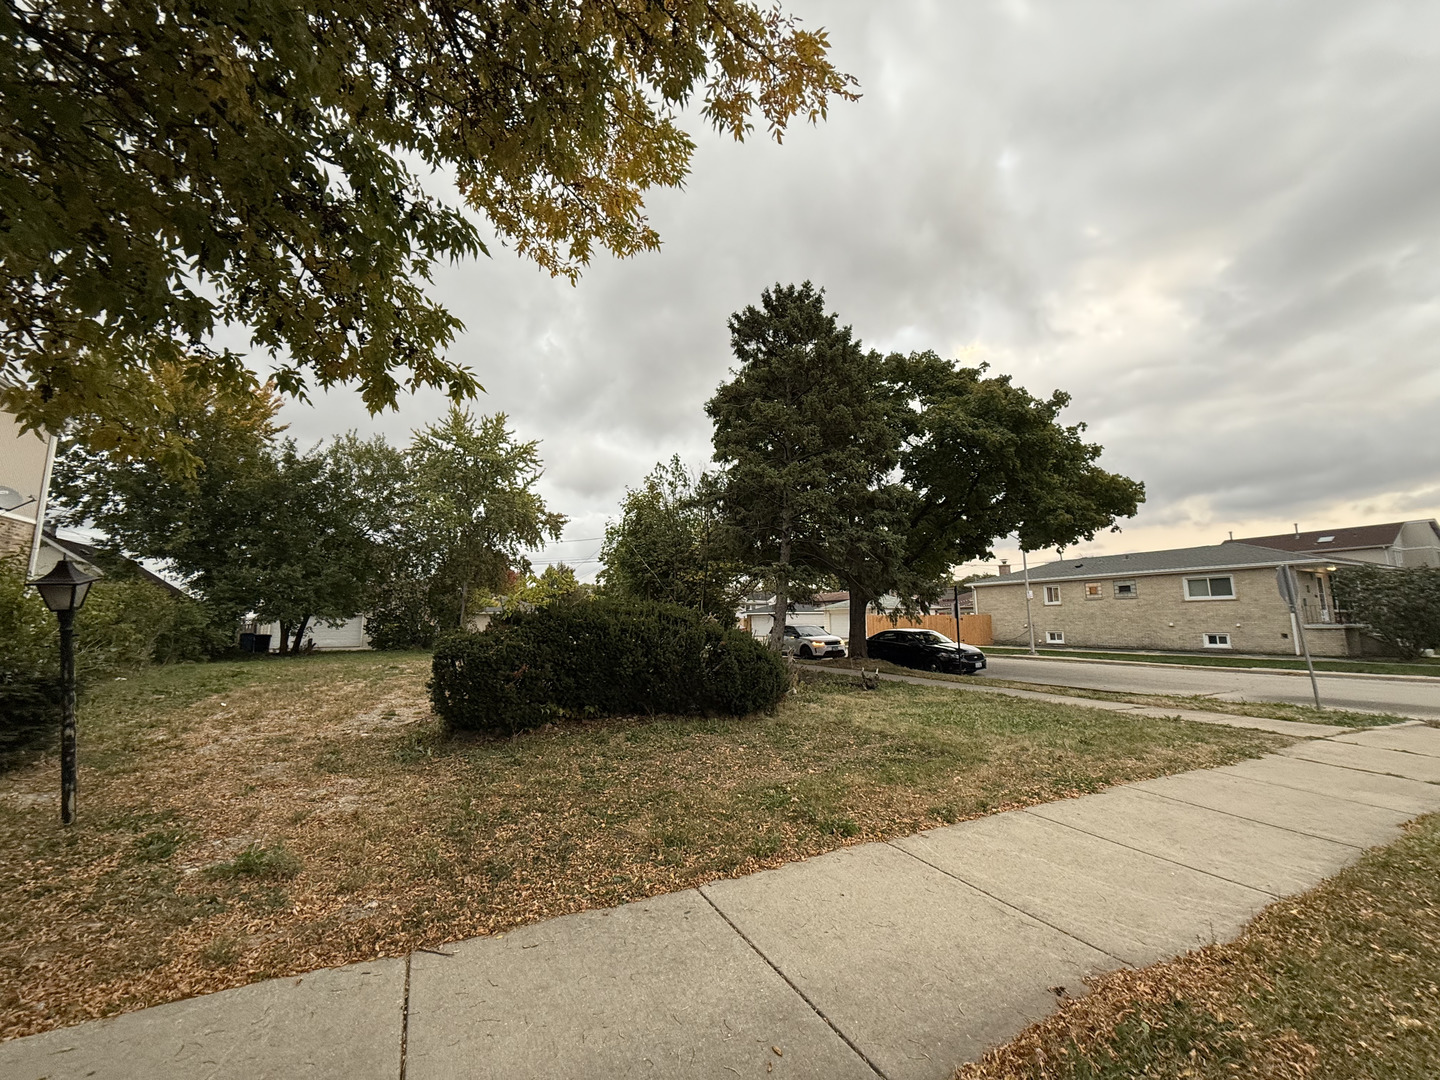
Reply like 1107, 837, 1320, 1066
865, 612, 993, 646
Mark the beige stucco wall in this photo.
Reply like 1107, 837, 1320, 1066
973, 567, 1353, 656
1397, 521, 1440, 567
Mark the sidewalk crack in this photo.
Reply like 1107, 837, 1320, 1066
398, 953, 412, 1080
697, 889, 888, 1080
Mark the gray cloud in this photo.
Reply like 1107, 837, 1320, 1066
272, 0, 1440, 574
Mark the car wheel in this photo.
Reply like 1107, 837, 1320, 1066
801, 646, 815, 660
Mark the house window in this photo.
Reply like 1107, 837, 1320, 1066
1203, 633, 1232, 649
1084, 582, 1103, 600
1043, 585, 1062, 605
1185, 575, 1235, 600
1046, 630, 1065, 644
1114, 580, 1138, 599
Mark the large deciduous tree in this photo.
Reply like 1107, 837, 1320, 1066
2, 0, 857, 462
51, 380, 403, 652
599, 456, 747, 618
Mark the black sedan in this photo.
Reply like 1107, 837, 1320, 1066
864, 628, 987, 674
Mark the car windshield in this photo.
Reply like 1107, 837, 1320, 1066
915, 631, 954, 645
792, 625, 826, 636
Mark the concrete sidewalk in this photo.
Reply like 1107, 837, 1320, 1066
5, 724, 1440, 1080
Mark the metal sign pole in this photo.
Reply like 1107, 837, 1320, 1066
1278, 565, 1322, 710
1021, 548, 1037, 655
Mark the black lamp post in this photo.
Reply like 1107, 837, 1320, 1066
28, 559, 98, 825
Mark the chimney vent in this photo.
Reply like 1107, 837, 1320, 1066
1294, 523, 1300, 538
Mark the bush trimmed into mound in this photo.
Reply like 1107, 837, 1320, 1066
430, 600, 788, 733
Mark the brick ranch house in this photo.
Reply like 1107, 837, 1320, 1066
971, 542, 1375, 657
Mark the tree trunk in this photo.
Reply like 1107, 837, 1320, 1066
847, 582, 871, 659
768, 535, 791, 653
279, 622, 292, 655
293, 615, 312, 653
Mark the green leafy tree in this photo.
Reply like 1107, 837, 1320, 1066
3, 0, 857, 462
511, 563, 587, 610
707, 283, 899, 650
404, 408, 566, 629
52, 384, 400, 653
1332, 566, 1440, 659
599, 456, 747, 618
883, 353, 1144, 654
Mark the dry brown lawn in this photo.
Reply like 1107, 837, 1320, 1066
955, 813, 1440, 1080
1, 651, 1285, 1041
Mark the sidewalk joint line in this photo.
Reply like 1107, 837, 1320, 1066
398, 953, 412, 1080
884, 841, 1131, 968
1018, 809, 1281, 899
1217, 765, 1434, 812
696, 888, 889, 1080
1282, 749, 1440, 784
1125, 787, 1366, 850
1321, 738, 1440, 762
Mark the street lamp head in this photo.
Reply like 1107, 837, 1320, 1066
29, 558, 98, 613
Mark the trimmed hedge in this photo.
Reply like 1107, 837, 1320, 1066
429, 600, 788, 732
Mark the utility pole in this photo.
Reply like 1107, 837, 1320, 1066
1021, 548, 1037, 655
952, 583, 962, 642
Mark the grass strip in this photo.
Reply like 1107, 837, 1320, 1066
0, 651, 1283, 1040
819, 657, 1403, 728
981, 646, 1440, 678
955, 812, 1440, 1079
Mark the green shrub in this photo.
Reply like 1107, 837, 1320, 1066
365, 574, 440, 650
1333, 566, 1440, 659
0, 555, 61, 729
3, 554, 224, 743
430, 600, 788, 733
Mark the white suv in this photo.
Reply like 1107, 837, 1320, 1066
781, 624, 847, 659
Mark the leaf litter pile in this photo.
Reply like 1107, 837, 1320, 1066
0, 652, 1284, 1040
956, 814, 1440, 1080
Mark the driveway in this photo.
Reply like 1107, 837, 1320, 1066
981, 655, 1440, 721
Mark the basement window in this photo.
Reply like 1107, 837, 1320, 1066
1046, 630, 1065, 644
1114, 580, 1138, 599
1185, 575, 1235, 600
1203, 633, 1232, 649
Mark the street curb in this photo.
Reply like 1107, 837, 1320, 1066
980, 651, 1440, 684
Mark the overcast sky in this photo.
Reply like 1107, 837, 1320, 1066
274, 0, 1440, 579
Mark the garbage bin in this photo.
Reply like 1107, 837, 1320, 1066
239, 633, 273, 654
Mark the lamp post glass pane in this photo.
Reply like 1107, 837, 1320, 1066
31, 560, 97, 612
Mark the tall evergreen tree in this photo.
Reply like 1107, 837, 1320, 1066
707, 283, 901, 651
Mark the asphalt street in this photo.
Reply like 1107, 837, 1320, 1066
980, 656, 1440, 721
